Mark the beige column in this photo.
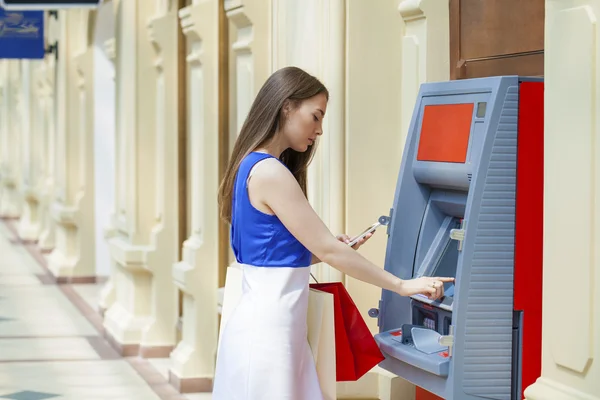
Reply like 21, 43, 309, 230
37, 14, 59, 252
271, 0, 346, 284
524, 1, 600, 399
219, 0, 271, 289
98, 37, 118, 315
0, 62, 6, 213
223, 0, 273, 269
398, 0, 449, 144
46, 10, 96, 281
17, 60, 44, 241
221, 5, 271, 257
226, 0, 271, 145
0, 61, 9, 217
103, 0, 180, 357
169, 0, 272, 388
341, 0, 449, 398
38, 55, 57, 252
103, 0, 147, 353
0, 61, 23, 219
169, 0, 220, 393
347, 0, 449, 329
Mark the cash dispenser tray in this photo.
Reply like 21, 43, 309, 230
376, 325, 451, 377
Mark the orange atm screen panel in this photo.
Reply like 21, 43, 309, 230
416, 103, 474, 163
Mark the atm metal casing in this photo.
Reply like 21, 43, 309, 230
373, 76, 543, 400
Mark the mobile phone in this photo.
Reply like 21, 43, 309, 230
347, 222, 381, 247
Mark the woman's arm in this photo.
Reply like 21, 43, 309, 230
250, 159, 452, 298
310, 233, 373, 265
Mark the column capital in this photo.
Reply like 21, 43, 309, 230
224, 0, 243, 12
398, 0, 425, 21
179, 5, 202, 43
399, 0, 444, 21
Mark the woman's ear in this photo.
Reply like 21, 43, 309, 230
281, 99, 292, 118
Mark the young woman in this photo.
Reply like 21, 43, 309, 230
214, 66, 453, 399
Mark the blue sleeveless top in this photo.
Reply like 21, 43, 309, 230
230, 152, 312, 267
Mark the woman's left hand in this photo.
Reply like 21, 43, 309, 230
336, 232, 374, 250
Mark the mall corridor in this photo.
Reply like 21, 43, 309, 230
0, 219, 211, 400
0, 0, 598, 399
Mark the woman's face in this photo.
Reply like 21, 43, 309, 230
282, 93, 328, 152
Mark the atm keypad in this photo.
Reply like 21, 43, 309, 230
423, 317, 436, 330
412, 299, 453, 336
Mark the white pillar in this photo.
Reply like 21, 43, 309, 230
524, 2, 600, 399
141, 2, 181, 356
342, 0, 450, 398
103, 0, 180, 357
0, 62, 6, 215
221, 3, 271, 253
98, 37, 118, 315
226, 0, 272, 140
47, 10, 97, 281
272, 0, 346, 284
0, 62, 9, 218
398, 0, 449, 145
38, 57, 57, 252
169, 0, 220, 391
0, 61, 23, 219
17, 60, 44, 242
103, 0, 148, 354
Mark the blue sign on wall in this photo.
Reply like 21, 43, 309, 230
0, 7, 45, 59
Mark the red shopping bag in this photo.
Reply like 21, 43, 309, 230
309, 282, 385, 381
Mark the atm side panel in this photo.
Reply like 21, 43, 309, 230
454, 80, 519, 400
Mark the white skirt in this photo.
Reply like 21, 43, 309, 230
212, 263, 323, 400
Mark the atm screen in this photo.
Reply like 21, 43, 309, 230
416, 103, 474, 163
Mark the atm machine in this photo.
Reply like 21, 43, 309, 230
371, 76, 544, 400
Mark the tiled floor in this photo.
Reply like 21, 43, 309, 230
0, 220, 211, 400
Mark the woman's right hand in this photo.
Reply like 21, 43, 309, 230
396, 277, 455, 300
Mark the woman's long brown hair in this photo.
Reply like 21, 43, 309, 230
218, 67, 329, 224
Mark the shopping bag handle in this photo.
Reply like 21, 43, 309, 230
310, 272, 319, 284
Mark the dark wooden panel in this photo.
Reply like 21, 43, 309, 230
178, 0, 188, 260
462, 52, 544, 79
460, 0, 544, 59
450, 0, 545, 80
178, 0, 188, 327
449, 0, 461, 80
218, 0, 230, 288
